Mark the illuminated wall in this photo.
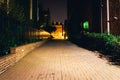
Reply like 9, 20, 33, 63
52, 25, 65, 39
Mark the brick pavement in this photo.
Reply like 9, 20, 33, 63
0, 40, 120, 80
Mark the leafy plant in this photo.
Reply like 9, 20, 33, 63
0, 0, 41, 56
70, 32, 120, 64
42, 25, 56, 35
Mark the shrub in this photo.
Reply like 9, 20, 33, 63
0, 2, 41, 57
70, 33, 120, 64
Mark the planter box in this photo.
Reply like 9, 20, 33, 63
0, 40, 47, 74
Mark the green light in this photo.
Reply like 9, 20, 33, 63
83, 21, 89, 30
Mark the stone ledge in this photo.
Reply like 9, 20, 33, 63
0, 40, 46, 74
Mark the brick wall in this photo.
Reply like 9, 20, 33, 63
0, 40, 46, 74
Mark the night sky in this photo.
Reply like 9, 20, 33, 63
41, 0, 67, 23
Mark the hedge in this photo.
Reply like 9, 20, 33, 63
70, 33, 120, 64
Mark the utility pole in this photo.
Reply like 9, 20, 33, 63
107, 0, 110, 35
37, 0, 39, 21
100, 0, 103, 33
30, 0, 32, 20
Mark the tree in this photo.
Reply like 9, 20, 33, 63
0, 0, 27, 56
9, 1, 26, 24
42, 25, 56, 38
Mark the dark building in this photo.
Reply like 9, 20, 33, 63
32, 0, 38, 28
15, 0, 30, 21
38, 2, 45, 26
43, 8, 51, 26
67, 0, 120, 36
67, 0, 101, 36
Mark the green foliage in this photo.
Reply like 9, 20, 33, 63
70, 33, 120, 64
42, 25, 56, 34
85, 33, 119, 53
9, 1, 26, 24
0, 0, 40, 56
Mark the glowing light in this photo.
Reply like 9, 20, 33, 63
40, 25, 44, 28
114, 16, 118, 20
40, 29, 50, 39
83, 21, 89, 30
51, 25, 66, 40
22, 49, 24, 51
66, 36, 68, 39
58, 22, 61, 25
44, 14, 48, 17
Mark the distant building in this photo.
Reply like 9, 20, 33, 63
67, 0, 97, 35
43, 8, 51, 26
51, 21, 66, 39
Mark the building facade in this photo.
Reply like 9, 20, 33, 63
102, 0, 120, 35
67, 0, 100, 35
67, 0, 120, 35
51, 22, 66, 39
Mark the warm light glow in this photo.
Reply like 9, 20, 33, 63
40, 25, 44, 28
22, 49, 24, 52
58, 22, 61, 25
44, 14, 48, 17
66, 36, 68, 39
40, 29, 50, 39
40, 31, 50, 35
51, 25, 66, 40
